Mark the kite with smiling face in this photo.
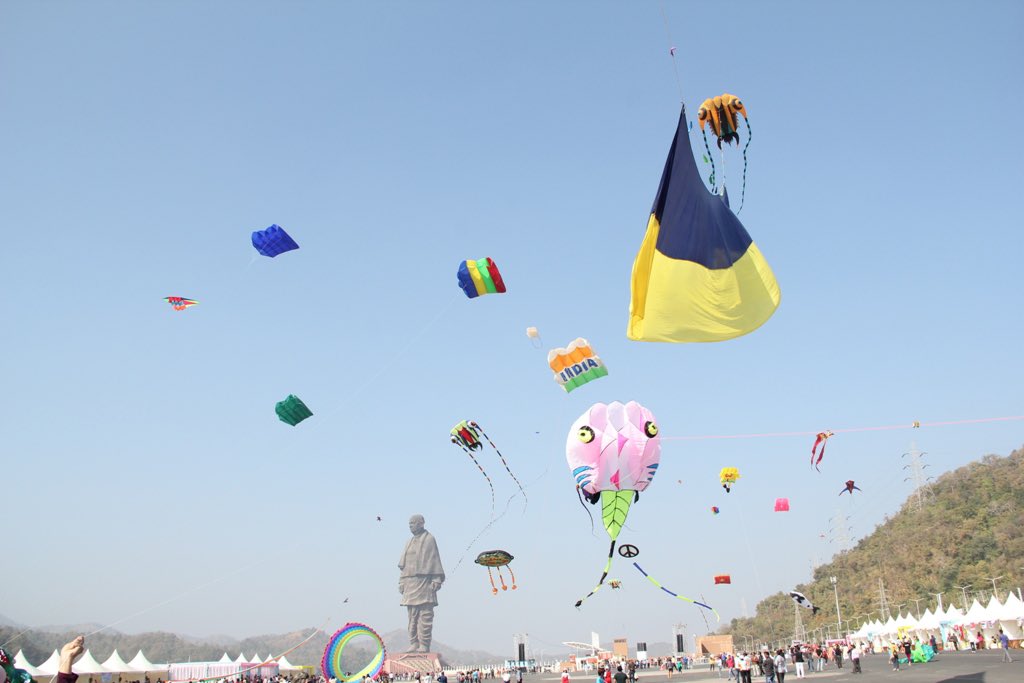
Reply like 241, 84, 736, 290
567, 400, 661, 607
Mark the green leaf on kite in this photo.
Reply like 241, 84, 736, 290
702, 154, 709, 163
600, 490, 633, 541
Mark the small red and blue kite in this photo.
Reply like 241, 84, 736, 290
164, 296, 198, 311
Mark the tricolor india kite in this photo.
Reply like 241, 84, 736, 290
627, 103, 779, 343
548, 338, 608, 393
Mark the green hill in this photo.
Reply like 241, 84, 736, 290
721, 446, 1024, 646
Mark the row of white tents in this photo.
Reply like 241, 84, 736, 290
11, 649, 303, 678
848, 592, 1024, 645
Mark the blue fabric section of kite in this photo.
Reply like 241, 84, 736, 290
652, 107, 752, 268
252, 224, 300, 257
456, 261, 479, 298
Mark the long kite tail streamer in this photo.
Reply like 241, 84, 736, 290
169, 621, 327, 683
487, 567, 498, 594
738, 115, 751, 213
576, 486, 596, 535
574, 540, 616, 608
506, 565, 517, 590
476, 425, 528, 508
701, 129, 717, 192
632, 562, 720, 621
453, 440, 496, 515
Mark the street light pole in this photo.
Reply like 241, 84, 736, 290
932, 592, 944, 613
830, 576, 842, 637
955, 584, 972, 611
910, 598, 924, 618
986, 576, 1004, 599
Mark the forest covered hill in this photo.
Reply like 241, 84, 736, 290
721, 446, 1024, 645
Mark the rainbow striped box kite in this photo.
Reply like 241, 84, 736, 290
457, 257, 507, 298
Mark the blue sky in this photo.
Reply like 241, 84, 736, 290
2, 0, 1022, 657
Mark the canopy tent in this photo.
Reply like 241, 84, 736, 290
882, 616, 898, 634
217, 654, 233, 665
101, 651, 134, 673
73, 651, 107, 675
128, 650, 165, 672
942, 604, 964, 622
960, 599, 988, 626
248, 654, 263, 665
998, 592, 1024, 620
233, 654, 248, 665
276, 656, 300, 672
13, 651, 42, 677
916, 608, 942, 632
35, 650, 61, 676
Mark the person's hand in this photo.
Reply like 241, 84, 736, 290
59, 636, 85, 674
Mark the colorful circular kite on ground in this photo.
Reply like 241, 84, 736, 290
321, 623, 386, 683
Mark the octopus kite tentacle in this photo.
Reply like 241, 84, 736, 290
453, 439, 495, 515
506, 565, 517, 590
738, 116, 751, 214
701, 129, 717, 193
473, 423, 527, 508
576, 485, 596, 535
574, 540, 616, 608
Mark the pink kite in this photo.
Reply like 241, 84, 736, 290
811, 430, 834, 471
774, 498, 790, 512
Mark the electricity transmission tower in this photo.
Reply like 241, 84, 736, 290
902, 442, 934, 511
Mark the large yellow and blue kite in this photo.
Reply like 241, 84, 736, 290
627, 105, 780, 343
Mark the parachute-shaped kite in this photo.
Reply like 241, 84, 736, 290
627, 104, 779, 343
789, 591, 820, 615
276, 394, 312, 426
450, 420, 526, 513
164, 296, 198, 311
719, 467, 740, 493
252, 224, 299, 258
475, 550, 517, 594
714, 575, 732, 585
839, 480, 862, 496
567, 401, 660, 607
710, 506, 720, 515
457, 257, 506, 299
774, 498, 790, 512
548, 338, 609, 393
811, 430, 834, 471
526, 327, 541, 347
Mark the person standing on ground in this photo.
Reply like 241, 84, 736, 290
889, 643, 900, 672
999, 629, 1014, 663
850, 644, 861, 675
613, 666, 628, 683
792, 647, 804, 679
773, 650, 787, 683
762, 652, 775, 683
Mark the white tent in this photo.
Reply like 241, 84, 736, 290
73, 650, 107, 675
35, 650, 61, 676
14, 651, 43, 677
234, 654, 248, 665
894, 612, 917, 631
217, 653, 233, 665
942, 604, 964, 623
276, 656, 299, 672
102, 650, 133, 673
960, 599, 988, 626
128, 651, 164, 672
248, 654, 263, 665
998, 592, 1024, 620
882, 616, 898, 634
916, 608, 942, 632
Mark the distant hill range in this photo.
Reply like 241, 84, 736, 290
0, 625, 505, 669
721, 446, 1024, 644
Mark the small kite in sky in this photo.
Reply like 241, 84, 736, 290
548, 338, 608, 393
719, 467, 740, 493
714, 574, 732, 585
774, 498, 790, 512
252, 224, 299, 258
457, 257, 506, 298
790, 591, 820, 615
839, 480, 862, 495
164, 296, 198, 311
276, 394, 312, 426
450, 420, 526, 514
475, 550, 517, 594
811, 430, 834, 471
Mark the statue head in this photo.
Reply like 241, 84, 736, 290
409, 514, 425, 535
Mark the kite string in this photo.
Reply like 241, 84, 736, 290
659, 414, 1024, 441
658, 0, 684, 101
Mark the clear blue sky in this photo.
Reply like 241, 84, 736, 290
2, 0, 1022, 658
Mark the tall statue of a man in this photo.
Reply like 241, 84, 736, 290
398, 514, 445, 653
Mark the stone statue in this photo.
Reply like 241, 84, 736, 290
398, 514, 445, 653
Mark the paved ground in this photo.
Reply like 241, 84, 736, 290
530, 651, 1020, 683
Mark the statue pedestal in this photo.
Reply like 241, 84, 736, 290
385, 652, 443, 675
